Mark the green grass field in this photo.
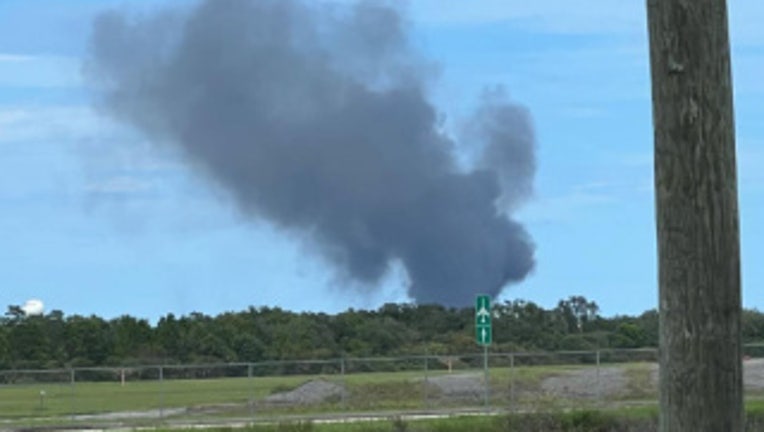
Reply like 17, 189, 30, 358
152, 407, 764, 432
4, 361, 759, 428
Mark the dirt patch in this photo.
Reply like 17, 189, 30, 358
744, 358, 764, 390
646, 358, 764, 390
69, 407, 186, 421
264, 379, 346, 406
541, 359, 764, 400
427, 373, 485, 401
541, 367, 628, 399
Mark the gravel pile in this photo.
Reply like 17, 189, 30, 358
427, 373, 485, 401
745, 358, 764, 390
541, 367, 628, 399
264, 379, 346, 406
647, 358, 764, 390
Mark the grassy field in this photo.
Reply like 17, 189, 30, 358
150, 407, 764, 432
0, 361, 714, 428
5, 360, 764, 430
0, 363, 599, 418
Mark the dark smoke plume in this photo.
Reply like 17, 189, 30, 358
85, 0, 536, 306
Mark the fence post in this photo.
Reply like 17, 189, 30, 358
69, 368, 75, 422
423, 352, 429, 410
248, 363, 255, 419
509, 353, 515, 411
159, 366, 164, 420
596, 350, 601, 403
340, 357, 347, 411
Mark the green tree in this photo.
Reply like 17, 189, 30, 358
65, 315, 113, 366
0, 326, 10, 368
8, 315, 51, 368
110, 315, 155, 363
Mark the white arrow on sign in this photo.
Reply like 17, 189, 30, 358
476, 307, 490, 323
481, 327, 487, 342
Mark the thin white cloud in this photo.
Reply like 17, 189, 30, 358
436, 41, 652, 107
413, 0, 763, 45
85, 176, 155, 195
604, 141, 764, 196
0, 108, 29, 128
411, 0, 644, 34
0, 105, 114, 143
560, 106, 608, 119
0, 54, 81, 88
517, 188, 617, 224
0, 53, 36, 62
608, 152, 652, 168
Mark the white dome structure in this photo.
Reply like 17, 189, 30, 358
21, 299, 44, 316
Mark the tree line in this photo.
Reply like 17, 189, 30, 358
2, 296, 764, 370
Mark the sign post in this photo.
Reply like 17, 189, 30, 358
475, 294, 492, 409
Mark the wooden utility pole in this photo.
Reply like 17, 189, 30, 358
646, 0, 742, 431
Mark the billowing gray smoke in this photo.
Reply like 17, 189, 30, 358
85, 0, 536, 306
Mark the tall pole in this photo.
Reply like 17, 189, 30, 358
646, 1, 743, 431
483, 345, 489, 410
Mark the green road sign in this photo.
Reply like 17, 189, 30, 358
475, 295, 491, 325
475, 294, 492, 345
476, 325, 492, 345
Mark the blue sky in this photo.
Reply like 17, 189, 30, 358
0, 0, 762, 321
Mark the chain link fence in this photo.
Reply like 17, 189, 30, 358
2, 346, 763, 428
